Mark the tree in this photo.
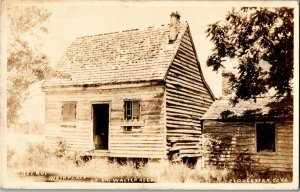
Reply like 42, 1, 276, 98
206, 7, 294, 105
7, 6, 52, 125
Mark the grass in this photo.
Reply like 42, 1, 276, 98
7, 139, 231, 183
7, 133, 292, 183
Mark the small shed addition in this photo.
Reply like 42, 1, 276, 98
42, 12, 215, 160
201, 71, 293, 172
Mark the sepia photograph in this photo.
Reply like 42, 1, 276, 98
0, 0, 299, 190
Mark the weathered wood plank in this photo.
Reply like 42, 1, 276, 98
166, 61, 205, 85
203, 120, 293, 172
166, 93, 212, 108
166, 77, 211, 99
166, 107, 203, 117
166, 87, 210, 103
45, 83, 167, 158
170, 63, 203, 84
166, 100, 208, 114
164, 30, 214, 158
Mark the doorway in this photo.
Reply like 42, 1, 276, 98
93, 104, 109, 150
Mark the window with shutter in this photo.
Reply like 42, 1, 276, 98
124, 100, 140, 120
132, 100, 140, 120
62, 102, 76, 121
123, 100, 141, 132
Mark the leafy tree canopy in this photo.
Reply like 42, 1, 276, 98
206, 7, 294, 105
7, 6, 52, 125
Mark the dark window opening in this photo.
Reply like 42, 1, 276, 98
256, 122, 276, 152
123, 126, 141, 132
124, 100, 140, 120
62, 102, 76, 121
124, 126, 133, 132
124, 101, 132, 120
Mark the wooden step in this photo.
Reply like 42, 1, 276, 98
84, 150, 110, 157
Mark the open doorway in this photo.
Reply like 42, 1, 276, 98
93, 104, 109, 150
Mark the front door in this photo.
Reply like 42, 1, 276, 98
93, 104, 109, 150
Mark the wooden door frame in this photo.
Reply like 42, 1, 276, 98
91, 101, 111, 151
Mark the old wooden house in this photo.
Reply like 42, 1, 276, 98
201, 71, 293, 172
42, 12, 215, 160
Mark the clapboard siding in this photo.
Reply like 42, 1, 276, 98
43, 24, 217, 160
165, 29, 214, 158
203, 121, 293, 172
44, 83, 166, 158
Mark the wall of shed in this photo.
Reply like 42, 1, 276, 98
165, 30, 214, 159
203, 121, 293, 172
44, 84, 166, 158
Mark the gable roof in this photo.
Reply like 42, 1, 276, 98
202, 96, 281, 120
43, 23, 189, 87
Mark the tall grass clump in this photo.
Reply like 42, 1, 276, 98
14, 139, 294, 183
8, 140, 231, 183
144, 159, 229, 182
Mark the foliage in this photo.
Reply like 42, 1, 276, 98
7, 139, 293, 183
203, 134, 232, 169
220, 110, 237, 120
7, 139, 291, 183
219, 100, 293, 121
241, 109, 263, 120
7, 147, 17, 168
53, 139, 68, 158
206, 7, 294, 106
220, 109, 264, 121
203, 136, 222, 167
7, 6, 54, 125
267, 96, 293, 120
7, 140, 231, 183
24, 143, 50, 168
232, 149, 257, 179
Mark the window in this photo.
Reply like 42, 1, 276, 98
124, 100, 140, 120
256, 122, 276, 152
123, 126, 132, 132
123, 126, 141, 132
62, 102, 76, 121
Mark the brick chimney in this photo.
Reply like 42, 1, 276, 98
222, 70, 234, 96
169, 11, 180, 43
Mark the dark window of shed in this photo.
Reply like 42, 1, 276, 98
124, 100, 140, 120
62, 102, 76, 121
256, 122, 276, 152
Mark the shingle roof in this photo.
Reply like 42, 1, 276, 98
201, 95, 278, 120
43, 23, 188, 87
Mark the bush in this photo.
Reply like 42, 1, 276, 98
8, 137, 293, 183
24, 143, 50, 169
7, 147, 17, 169
203, 134, 232, 169
231, 149, 257, 179
53, 139, 68, 158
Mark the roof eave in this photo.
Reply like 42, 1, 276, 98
42, 79, 165, 91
